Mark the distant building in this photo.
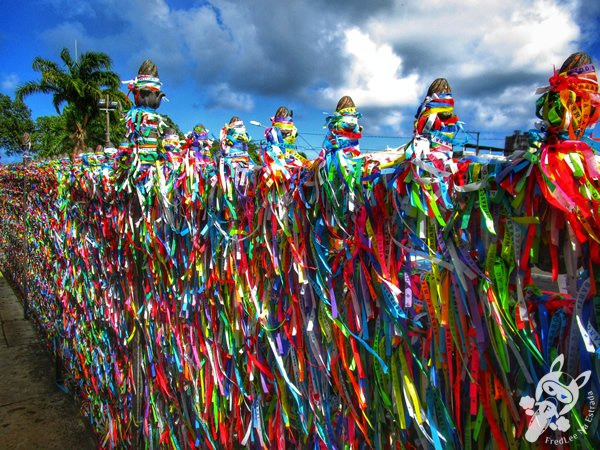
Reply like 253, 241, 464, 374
461, 143, 504, 155
504, 130, 529, 155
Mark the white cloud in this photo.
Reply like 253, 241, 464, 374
316, 28, 422, 109
1, 74, 20, 92
380, 109, 408, 134
367, 0, 581, 81
205, 83, 254, 113
462, 84, 539, 130
476, 0, 579, 73
362, 109, 409, 136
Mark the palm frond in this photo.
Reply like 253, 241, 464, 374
31, 57, 61, 75
60, 48, 75, 71
15, 81, 52, 102
20, 48, 125, 154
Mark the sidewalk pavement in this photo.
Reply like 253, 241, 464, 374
0, 275, 96, 450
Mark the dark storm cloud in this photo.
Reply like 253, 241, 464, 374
575, 1, 600, 53
452, 71, 542, 99
210, 0, 352, 97
389, 42, 455, 78
314, 0, 395, 18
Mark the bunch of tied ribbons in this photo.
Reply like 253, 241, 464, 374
2, 93, 600, 449
220, 120, 251, 162
535, 61, 600, 141
0, 164, 31, 290
121, 106, 166, 156
122, 72, 167, 155
0, 156, 139, 447
322, 106, 362, 158
262, 114, 304, 173
316, 102, 365, 236
413, 91, 463, 151
525, 59, 600, 274
162, 132, 182, 153
185, 124, 214, 164
0, 162, 60, 342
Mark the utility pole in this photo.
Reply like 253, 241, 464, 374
98, 95, 118, 149
465, 130, 481, 154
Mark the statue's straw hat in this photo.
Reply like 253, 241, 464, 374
336, 95, 356, 112
559, 51, 592, 74
138, 59, 160, 78
427, 78, 451, 97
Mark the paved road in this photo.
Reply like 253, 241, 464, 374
0, 275, 96, 450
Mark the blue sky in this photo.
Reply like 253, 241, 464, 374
1, 0, 600, 158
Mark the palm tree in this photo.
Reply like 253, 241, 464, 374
16, 48, 126, 154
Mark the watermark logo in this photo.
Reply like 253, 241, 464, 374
519, 354, 591, 442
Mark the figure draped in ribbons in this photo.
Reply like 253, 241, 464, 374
186, 123, 214, 164
219, 116, 251, 163
535, 51, 600, 142
517, 52, 600, 283
399, 78, 461, 228
263, 106, 303, 165
315, 96, 364, 221
259, 105, 306, 183
413, 77, 463, 155
161, 128, 181, 153
322, 95, 362, 158
121, 60, 166, 154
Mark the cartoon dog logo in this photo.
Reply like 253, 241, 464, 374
520, 354, 591, 442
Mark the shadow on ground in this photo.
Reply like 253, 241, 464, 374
0, 275, 97, 450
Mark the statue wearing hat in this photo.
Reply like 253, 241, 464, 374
413, 77, 462, 155
322, 95, 362, 158
186, 123, 214, 163
120, 59, 167, 162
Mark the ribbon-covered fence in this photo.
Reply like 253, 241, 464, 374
1, 139, 600, 449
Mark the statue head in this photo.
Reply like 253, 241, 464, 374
414, 78, 459, 146
194, 123, 208, 135
162, 127, 181, 152
426, 78, 453, 120
333, 95, 361, 132
21, 132, 31, 152
536, 51, 598, 139
323, 95, 362, 155
189, 123, 213, 150
559, 51, 593, 74
221, 116, 250, 151
426, 78, 451, 97
127, 59, 166, 110
269, 106, 297, 145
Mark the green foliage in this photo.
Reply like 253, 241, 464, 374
87, 109, 127, 149
32, 108, 128, 158
161, 114, 185, 139
16, 47, 126, 154
210, 139, 220, 158
247, 140, 262, 164
32, 114, 71, 157
0, 94, 35, 155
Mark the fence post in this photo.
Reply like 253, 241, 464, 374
132, 319, 143, 450
55, 346, 65, 388
131, 201, 144, 450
